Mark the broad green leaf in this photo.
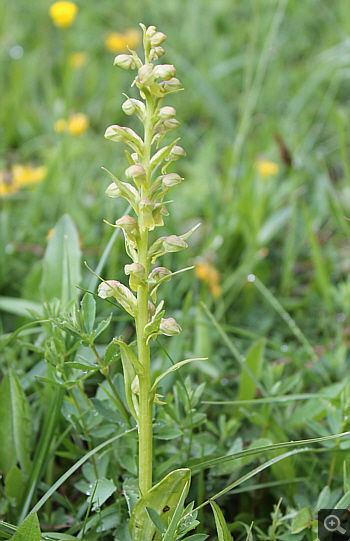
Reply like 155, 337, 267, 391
151, 357, 207, 392
209, 500, 233, 541
0, 371, 31, 475
0, 297, 43, 318
129, 468, 191, 541
238, 338, 265, 402
146, 507, 166, 534
291, 506, 312, 534
40, 214, 81, 305
92, 478, 116, 511
11, 513, 41, 541
81, 293, 96, 335
90, 398, 119, 423
5, 466, 25, 508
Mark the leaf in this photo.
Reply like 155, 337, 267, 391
11, 513, 41, 541
92, 478, 116, 511
129, 468, 191, 541
92, 314, 112, 341
104, 340, 120, 366
0, 297, 43, 318
31, 427, 137, 515
314, 486, 330, 513
151, 358, 207, 392
163, 482, 190, 541
146, 507, 166, 534
335, 489, 350, 508
238, 338, 265, 402
291, 506, 312, 534
0, 371, 31, 475
90, 398, 119, 423
209, 500, 233, 541
40, 214, 81, 306
81, 293, 96, 335
5, 466, 25, 508
114, 339, 144, 375
123, 478, 139, 516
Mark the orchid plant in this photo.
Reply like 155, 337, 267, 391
97, 23, 204, 540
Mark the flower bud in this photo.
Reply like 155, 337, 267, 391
139, 199, 155, 231
160, 317, 182, 336
162, 173, 182, 189
104, 125, 143, 149
148, 267, 172, 282
98, 280, 119, 299
125, 262, 146, 291
146, 25, 156, 38
122, 99, 136, 115
154, 64, 176, 81
122, 98, 146, 117
125, 262, 145, 279
105, 182, 121, 198
148, 300, 156, 319
113, 54, 135, 70
150, 46, 165, 60
115, 215, 138, 234
159, 106, 176, 120
163, 235, 187, 252
163, 118, 180, 130
138, 64, 154, 86
125, 164, 146, 184
167, 145, 186, 161
151, 32, 167, 47
161, 77, 182, 92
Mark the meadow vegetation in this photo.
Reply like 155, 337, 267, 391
1, 0, 350, 540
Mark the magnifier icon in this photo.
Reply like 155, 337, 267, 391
324, 514, 346, 535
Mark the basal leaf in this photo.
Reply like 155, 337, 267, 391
129, 468, 191, 541
238, 338, 265, 402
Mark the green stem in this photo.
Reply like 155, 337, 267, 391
136, 90, 155, 495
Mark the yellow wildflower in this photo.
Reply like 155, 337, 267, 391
0, 170, 19, 196
255, 160, 279, 179
49, 1, 78, 28
105, 29, 141, 53
0, 164, 47, 197
54, 118, 67, 133
195, 261, 221, 298
67, 113, 89, 136
69, 52, 87, 69
12, 164, 47, 186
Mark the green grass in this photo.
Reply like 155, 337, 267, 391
1, 0, 350, 539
